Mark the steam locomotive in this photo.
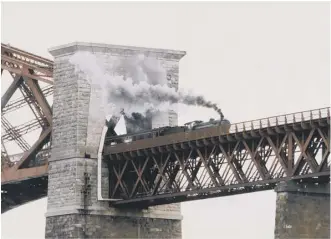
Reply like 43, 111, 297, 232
105, 116, 231, 146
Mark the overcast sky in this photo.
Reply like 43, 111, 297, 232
1, 2, 330, 239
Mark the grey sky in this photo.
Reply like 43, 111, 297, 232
1, 2, 330, 239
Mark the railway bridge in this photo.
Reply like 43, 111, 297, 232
1, 42, 330, 239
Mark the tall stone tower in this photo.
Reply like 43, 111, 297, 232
45, 42, 186, 238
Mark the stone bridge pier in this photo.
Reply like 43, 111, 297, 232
45, 42, 185, 238
274, 180, 330, 239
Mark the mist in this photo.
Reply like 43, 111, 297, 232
69, 51, 225, 120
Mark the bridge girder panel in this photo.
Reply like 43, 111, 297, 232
104, 113, 330, 207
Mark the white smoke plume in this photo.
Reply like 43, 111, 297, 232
69, 51, 224, 120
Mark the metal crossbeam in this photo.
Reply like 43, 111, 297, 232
1, 117, 30, 151
2, 85, 52, 114
18, 80, 49, 128
1, 74, 22, 110
13, 127, 52, 170
1, 43, 53, 84
104, 108, 330, 206
2, 119, 41, 142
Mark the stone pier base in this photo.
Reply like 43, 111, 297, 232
274, 181, 330, 239
46, 214, 181, 238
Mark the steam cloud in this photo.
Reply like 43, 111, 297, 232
69, 51, 224, 120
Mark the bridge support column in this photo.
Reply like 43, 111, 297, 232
274, 180, 330, 239
45, 42, 185, 238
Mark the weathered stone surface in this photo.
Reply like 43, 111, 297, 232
46, 42, 186, 238
46, 214, 181, 239
274, 181, 330, 239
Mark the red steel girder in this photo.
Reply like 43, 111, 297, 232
1, 164, 48, 185
1, 74, 23, 110
1, 43, 53, 84
13, 126, 52, 170
1, 43, 54, 173
18, 79, 50, 128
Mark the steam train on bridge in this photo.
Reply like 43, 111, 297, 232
105, 115, 231, 146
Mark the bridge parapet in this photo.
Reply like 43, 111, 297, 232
104, 107, 330, 155
231, 107, 330, 133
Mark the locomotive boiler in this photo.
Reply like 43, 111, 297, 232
184, 117, 231, 132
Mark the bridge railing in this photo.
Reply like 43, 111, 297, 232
230, 107, 330, 133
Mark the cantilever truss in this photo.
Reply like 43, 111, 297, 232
104, 108, 330, 207
1, 43, 53, 182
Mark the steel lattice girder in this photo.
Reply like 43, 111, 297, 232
1, 43, 53, 172
105, 116, 330, 207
